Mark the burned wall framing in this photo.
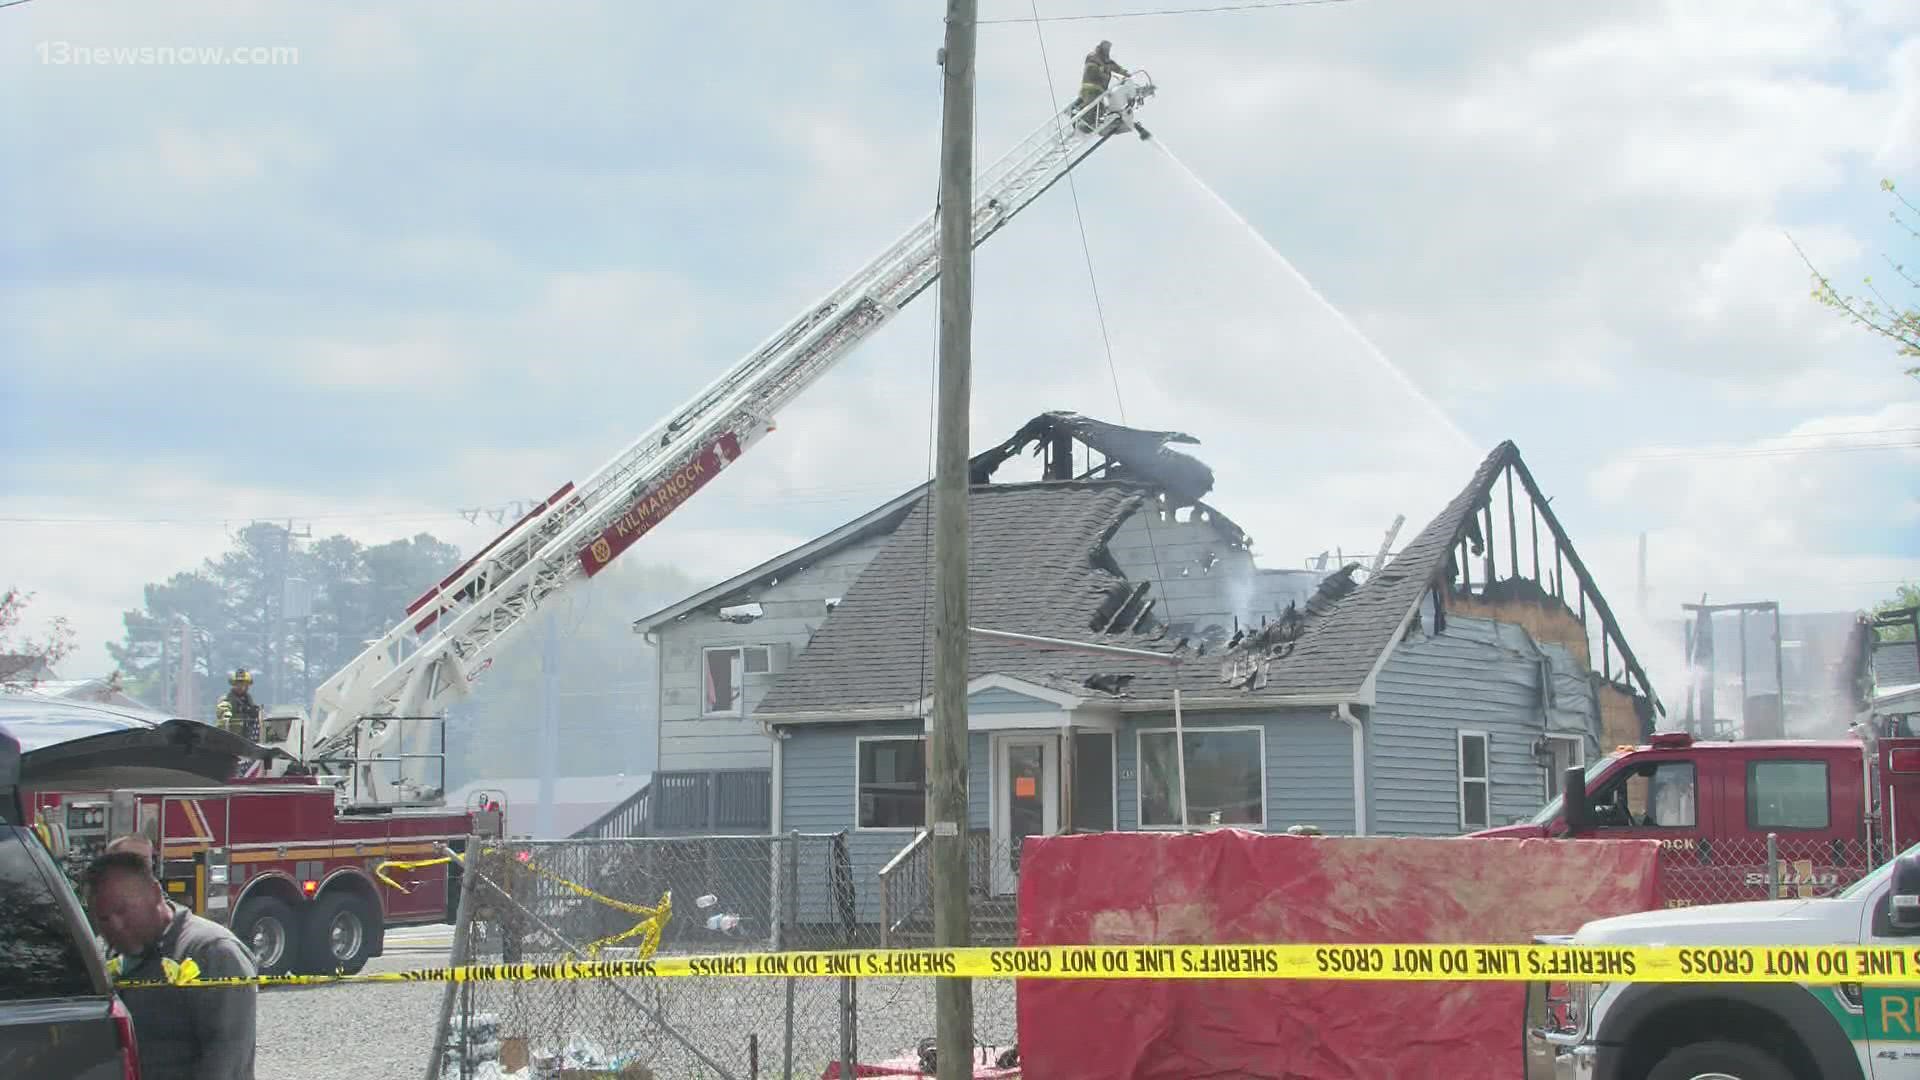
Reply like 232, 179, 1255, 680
1439, 450, 1663, 725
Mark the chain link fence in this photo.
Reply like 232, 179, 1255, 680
431, 832, 1013, 1080
1656, 834, 1883, 907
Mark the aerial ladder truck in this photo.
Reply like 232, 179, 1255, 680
263, 71, 1160, 806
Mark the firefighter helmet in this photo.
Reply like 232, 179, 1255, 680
230, 668, 253, 685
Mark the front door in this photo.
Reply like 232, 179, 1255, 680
992, 735, 1058, 897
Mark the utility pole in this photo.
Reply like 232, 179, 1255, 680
931, 1, 976, 1074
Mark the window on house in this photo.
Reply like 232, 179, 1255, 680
1459, 731, 1490, 830
1748, 760, 1830, 830
703, 646, 771, 716
858, 738, 927, 829
1543, 735, 1585, 801
1138, 727, 1264, 829
1072, 731, 1115, 832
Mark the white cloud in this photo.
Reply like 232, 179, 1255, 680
5, 0, 1917, 702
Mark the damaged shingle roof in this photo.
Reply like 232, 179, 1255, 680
754, 482, 1164, 716
755, 440, 1578, 719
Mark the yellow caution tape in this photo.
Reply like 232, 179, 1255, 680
373, 853, 459, 894
482, 846, 672, 959
112, 942, 1920, 990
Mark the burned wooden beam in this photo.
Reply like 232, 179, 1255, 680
1505, 467, 1519, 583
1508, 455, 1664, 716
1482, 504, 1496, 584
1530, 500, 1540, 583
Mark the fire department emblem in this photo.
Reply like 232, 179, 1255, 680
591, 538, 612, 564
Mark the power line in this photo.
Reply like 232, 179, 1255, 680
979, 0, 1355, 24
0, 483, 922, 526
0, 0, 42, 10
1624, 440, 1920, 462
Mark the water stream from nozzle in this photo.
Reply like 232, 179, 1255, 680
1148, 138, 1479, 454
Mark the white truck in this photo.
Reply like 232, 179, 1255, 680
1528, 846, 1920, 1080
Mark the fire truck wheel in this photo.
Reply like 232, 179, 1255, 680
232, 896, 302, 977
303, 891, 378, 976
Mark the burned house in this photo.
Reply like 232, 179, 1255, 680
625, 414, 1660, 920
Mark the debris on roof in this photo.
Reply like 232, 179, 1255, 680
970, 411, 1216, 510
717, 602, 764, 624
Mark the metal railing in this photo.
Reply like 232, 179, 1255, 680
570, 781, 651, 840
567, 769, 773, 840
877, 828, 1017, 948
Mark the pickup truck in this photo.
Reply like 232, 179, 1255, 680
1477, 730, 1920, 908
1526, 845, 1920, 1080
0, 722, 142, 1078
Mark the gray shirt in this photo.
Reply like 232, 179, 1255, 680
112, 901, 257, 1080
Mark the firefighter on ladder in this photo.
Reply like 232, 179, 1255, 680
214, 668, 262, 742
1070, 40, 1130, 132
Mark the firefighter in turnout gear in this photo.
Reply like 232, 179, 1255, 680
214, 669, 261, 742
1071, 40, 1131, 132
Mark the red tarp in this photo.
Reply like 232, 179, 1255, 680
1016, 831, 1662, 1080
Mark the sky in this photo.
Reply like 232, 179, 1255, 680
3, 0, 1917, 714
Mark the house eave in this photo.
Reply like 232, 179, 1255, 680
631, 484, 926, 634
760, 706, 919, 727
759, 689, 1366, 724
1114, 691, 1361, 712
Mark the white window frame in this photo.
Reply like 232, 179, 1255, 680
1459, 730, 1491, 831
853, 734, 928, 832
701, 644, 772, 717
1134, 725, 1268, 831
1544, 734, 1585, 801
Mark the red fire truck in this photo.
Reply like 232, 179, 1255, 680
1473, 729, 1920, 908
5, 694, 500, 976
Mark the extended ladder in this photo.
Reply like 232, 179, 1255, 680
299, 75, 1158, 798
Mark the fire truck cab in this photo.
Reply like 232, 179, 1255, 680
1474, 730, 1920, 908
4, 694, 500, 976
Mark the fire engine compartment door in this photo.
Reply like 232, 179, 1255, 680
1715, 749, 1861, 900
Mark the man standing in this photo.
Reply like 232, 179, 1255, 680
86, 848, 258, 1079
214, 668, 262, 741
1071, 40, 1130, 131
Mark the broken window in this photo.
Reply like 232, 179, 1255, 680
703, 645, 771, 716
858, 737, 927, 829
1137, 727, 1264, 829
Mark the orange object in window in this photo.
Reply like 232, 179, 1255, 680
1016, 777, 1037, 798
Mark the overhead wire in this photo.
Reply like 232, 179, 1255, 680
1027, 2, 1178, 622
980, 0, 1355, 24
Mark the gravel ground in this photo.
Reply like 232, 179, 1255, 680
254, 929, 1019, 1080
255, 928, 451, 1080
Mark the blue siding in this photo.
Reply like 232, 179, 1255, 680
968, 687, 1063, 715
781, 719, 921, 922
1115, 709, 1355, 835
1369, 612, 1602, 837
